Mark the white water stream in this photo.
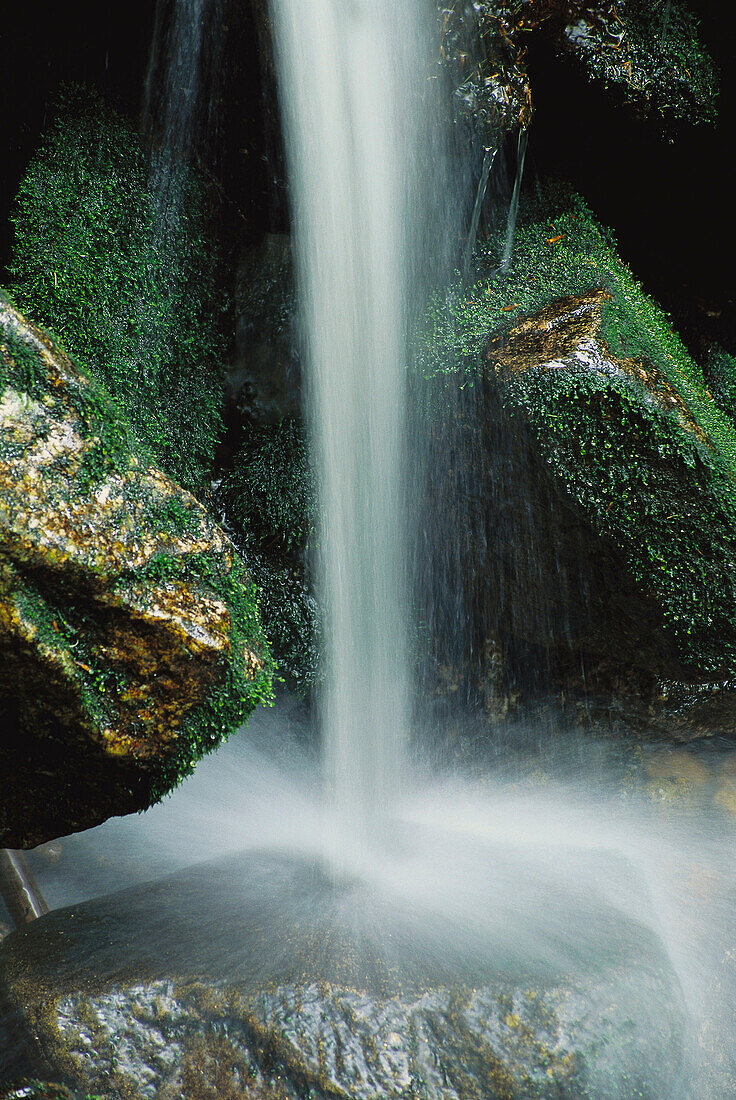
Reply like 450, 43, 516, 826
269, 0, 440, 853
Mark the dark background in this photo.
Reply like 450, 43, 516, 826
0, 0, 732, 355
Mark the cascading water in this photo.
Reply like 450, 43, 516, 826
12, 4, 736, 1095
269, 0, 444, 853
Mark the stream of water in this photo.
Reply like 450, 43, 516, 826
269, 0, 445, 856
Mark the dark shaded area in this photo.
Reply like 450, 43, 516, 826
0, 0, 279, 283
0, 0, 155, 278
526, 0, 735, 356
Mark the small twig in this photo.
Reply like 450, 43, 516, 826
0, 849, 49, 928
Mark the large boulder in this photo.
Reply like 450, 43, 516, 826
0, 298, 273, 848
419, 182, 736, 733
0, 849, 690, 1099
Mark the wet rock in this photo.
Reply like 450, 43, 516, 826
439, 2, 534, 146
440, 0, 716, 148
488, 289, 736, 675
485, 288, 736, 731
0, 850, 689, 1099
424, 180, 736, 734
0, 299, 273, 848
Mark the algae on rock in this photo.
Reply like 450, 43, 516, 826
0, 297, 273, 849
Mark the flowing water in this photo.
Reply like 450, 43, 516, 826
268, 0, 446, 854
10, 0, 736, 1093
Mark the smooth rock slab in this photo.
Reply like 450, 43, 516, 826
0, 850, 690, 1099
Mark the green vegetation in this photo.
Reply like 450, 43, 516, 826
704, 343, 736, 431
565, 0, 718, 126
129, 551, 276, 801
421, 180, 736, 675
1, 302, 274, 799
9, 85, 228, 494
220, 418, 320, 690
424, 180, 736, 470
224, 418, 313, 551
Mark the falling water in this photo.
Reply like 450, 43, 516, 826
269, 0, 443, 852
501, 126, 529, 272
143, 0, 222, 162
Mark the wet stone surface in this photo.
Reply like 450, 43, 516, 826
0, 850, 690, 1099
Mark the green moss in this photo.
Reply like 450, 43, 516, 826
1, 302, 274, 798
421, 180, 736, 675
127, 552, 276, 799
565, 0, 719, 127
223, 419, 313, 551
9, 84, 228, 494
219, 419, 319, 691
425, 180, 736, 468
505, 364, 736, 673
704, 343, 736, 431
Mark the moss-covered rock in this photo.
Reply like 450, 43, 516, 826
439, 0, 717, 148
219, 418, 319, 692
419, 182, 736, 725
559, 0, 718, 127
486, 288, 736, 676
0, 298, 273, 849
9, 85, 229, 495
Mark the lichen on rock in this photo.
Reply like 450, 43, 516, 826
0, 297, 273, 849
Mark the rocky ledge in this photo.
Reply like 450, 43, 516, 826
0, 849, 690, 1100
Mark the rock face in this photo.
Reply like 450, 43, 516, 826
0, 299, 273, 848
486, 288, 736, 731
0, 850, 690, 1099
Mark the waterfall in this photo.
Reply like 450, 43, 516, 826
269, 0, 445, 856
143, 0, 224, 163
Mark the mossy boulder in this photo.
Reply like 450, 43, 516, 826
0, 850, 688, 1099
0, 298, 273, 849
9, 85, 229, 495
421, 182, 736, 728
486, 287, 736, 676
